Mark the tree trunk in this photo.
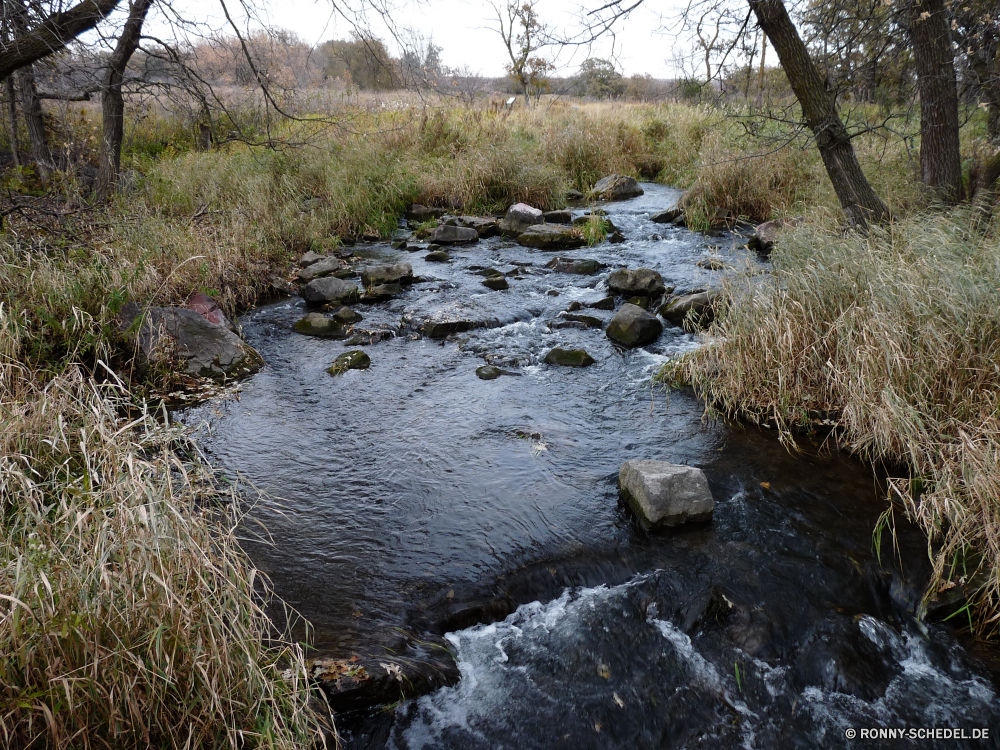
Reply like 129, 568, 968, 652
907, 0, 964, 202
15, 64, 52, 177
747, 0, 890, 227
0, 0, 122, 81
4, 77, 19, 167
95, 0, 153, 199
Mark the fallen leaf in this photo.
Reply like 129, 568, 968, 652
760, 481, 771, 490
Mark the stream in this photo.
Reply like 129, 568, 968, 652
178, 184, 1000, 749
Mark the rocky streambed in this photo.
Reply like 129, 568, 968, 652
178, 183, 1000, 749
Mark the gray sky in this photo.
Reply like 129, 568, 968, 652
153, 0, 690, 78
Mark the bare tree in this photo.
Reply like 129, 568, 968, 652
491, 0, 553, 107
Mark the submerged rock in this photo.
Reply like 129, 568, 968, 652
592, 174, 644, 200
499, 203, 544, 235
543, 347, 595, 367
559, 312, 604, 328
606, 303, 663, 348
482, 276, 509, 291
545, 257, 604, 275
517, 224, 585, 250
118, 303, 263, 381
328, 350, 371, 375
293, 313, 348, 339
607, 268, 666, 297
301, 277, 360, 305
361, 263, 413, 287
650, 208, 683, 224
618, 459, 715, 528
476, 365, 519, 380
659, 289, 722, 328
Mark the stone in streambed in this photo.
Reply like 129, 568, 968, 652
499, 203, 544, 235
606, 268, 666, 297
517, 224, 585, 250
543, 210, 572, 223
298, 250, 327, 267
545, 257, 604, 275
429, 225, 479, 244
298, 256, 344, 282
362, 283, 403, 302
361, 263, 413, 287
482, 276, 509, 291
328, 306, 363, 325
476, 365, 519, 380
619, 459, 715, 528
650, 208, 683, 224
606, 303, 662, 348
328, 350, 370, 375
293, 313, 349, 339
659, 289, 722, 328
543, 347, 595, 367
587, 296, 615, 310
425, 250, 451, 262
300, 277, 360, 305
559, 313, 604, 328
592, 174, 644, 200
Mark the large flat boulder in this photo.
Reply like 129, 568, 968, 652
301, 277, 360, 304
429, 225, 480, 244
606, 303, 663, 348
607, 268, 666, 297
360, 263, 413, 287
619, 459, 715, 528
517, 224, 585, 250
119, 303, 263, 381
499, 203, 544, 235
593, 174, 644, 200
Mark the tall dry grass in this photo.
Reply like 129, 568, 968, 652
0, 305, 324, 748
666, 212, 1000, 633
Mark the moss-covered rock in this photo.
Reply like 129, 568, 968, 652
328, 350, 371, 375
543, 347, 595, 367
293, 313, 349, 339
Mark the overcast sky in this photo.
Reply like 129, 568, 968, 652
150, 0, 692, 79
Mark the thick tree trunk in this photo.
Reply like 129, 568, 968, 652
95, 0, 153, 199
747, 0, 890, 227
0, 0, 122, 82
4, 78, 19, 167
907, 0, 964, 202
15, 64, 52, 177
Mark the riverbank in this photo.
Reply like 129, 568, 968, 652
666, 210, 1000, 636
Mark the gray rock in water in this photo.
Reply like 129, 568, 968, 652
454, 216, 500, 238
361, 263, 413, 287
659, 289, 722, 329
619, 459, 715, 528
543, 347, 595, 367
362, 283, 403, 302
476, 364, 519, 380
697, 257, 728, 271
607, 230, 626, 244
329, 306, 363, 325
499, 203, 544, 235
298, 256, 343, 282
482, 276, 509, 291
650, 208, 683, 224
559, 312, 604, 328
607, 268, 666, 297
293, 313, 348, 339
119, 304, 263, 381
425, 250, 451, 262
328, 350, 370, 375
543, 210, 572, 224
606, 303, 663, 348
592, 174, 644, 200
545, 257, 603, 275
429, 225, 480, 244
298, 250, 327, 267
565, 189, 584, 201
517, 224, 586, 250
301, 276, 360, 304
587, 296, 615, 310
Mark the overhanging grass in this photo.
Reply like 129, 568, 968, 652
665, 212, 1000, 633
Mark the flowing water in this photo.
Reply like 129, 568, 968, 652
178, 184, 1000, 749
